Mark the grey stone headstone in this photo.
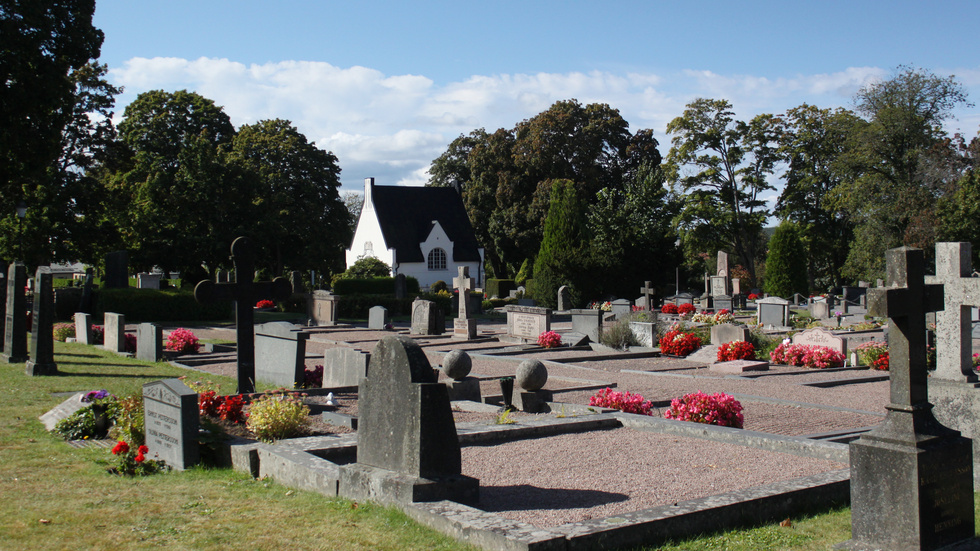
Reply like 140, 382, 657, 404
925, 242, 980, 383
844, 246, 974, 549
0, 263, 6, 343
570, 309, 602, 343
717, 250, 729, 277
74, 312, 92, 345
136, 323, 163, 362
322, 347, 371, 388
410, 299, 444, 335
504, 305, 551, 341
289, 270, 304, 294
310, 290, 339, 326
367, 305, 389, 330
756, 297, 790, 328
713, 295, 733, 312
610, 298, 631, 319
103, 312, 127, 353
810, 301, 831, 320
674, 292, 695, 307
1, 262, 28, 363
254, 321, 311, 387
710, 323, 751, 346
555, 285, 571, 311
136, 272, 161, 289
143, 379, 199, 471
731, 278, 741, 296
394, 273, 407, 300
340, 335, 477, 504
26, 267, 57, 375
103, 250, 128, 289
629, 320, 658, 347
710, 275, 728, 297
792, 327, 845, 355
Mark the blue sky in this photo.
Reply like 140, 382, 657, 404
92, 1, 980, 199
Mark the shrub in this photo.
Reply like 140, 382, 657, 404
304, 364, 324, 388
677, 303, 695, 315
537, 330, 562, 348
664, 391, 744, 428
53, 323, 75, 341
109, 440, 166, 476
111, 394, 146, 447
335, 257, 391, 281
854, 341, 888, 370
764, 221, 808, 298
717, 340, 756, 362
431, 280, 448, 293
661, 303, 678, 314
599, 318, 639, 350
659, 329, 702, 357
486, 279, 516, 299
166, 328, 200, 353
713, 309, 734, 324
332, 277, 419, 296
246, 392, 311, 442
216, 394, 247, 424
589, 387, 654, 415
770, 342, 845, 368
93, 288, 231, 322
54, 394, 119, 440
91, 324, 105, 344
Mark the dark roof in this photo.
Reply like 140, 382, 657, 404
371, 185, 482, 263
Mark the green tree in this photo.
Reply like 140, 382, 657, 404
337, 257, 391, 279
0, 0, 106, 265
665, 99, 782, 282
229, 119, 350, 276
833, 66, 972, 281
776, 104, 862, 289
532, 180, 594, 309
938, 160, 980, 267
764, 221, 808, 297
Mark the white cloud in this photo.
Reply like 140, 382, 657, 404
108, 57, 977, 193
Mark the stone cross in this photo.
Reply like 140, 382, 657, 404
844, 246, 974, 549
639, 281, 655, 311
194, 237, 291, 394
926, 242, 980, 383
453, 266, 474, 319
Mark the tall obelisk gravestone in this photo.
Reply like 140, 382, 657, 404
840, 247, 975, 550
1, 262, 28, 363
25, 267, 57, 375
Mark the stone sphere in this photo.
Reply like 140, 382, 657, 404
516, 359, 548, 391
442, 349, 472, 380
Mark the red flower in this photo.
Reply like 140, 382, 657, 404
134, 453, 145, 463
111, 441, 129, 455
138, 445, 149, 454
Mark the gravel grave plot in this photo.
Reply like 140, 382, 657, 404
461, 427, 848, 527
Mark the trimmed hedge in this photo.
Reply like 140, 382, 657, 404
336, 292, 453, 319
333, 277, 420, 295
486, 278, 516, 299
92, 288, 232, 322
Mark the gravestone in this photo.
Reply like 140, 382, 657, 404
731, 278, 741, 296
74, 312, 92, 345
557, 285, 571, 311
717, 250, 729, 278
1, 262, 27, 363
38, 391, 87, 431
674, 292, 695, 307
103, 250, 128, 289
504, 305, 551, 343
410, 299, 444, 335
710, 323, 751, 346
610, 298, 631, 319
629, 319, 658, 347
0, 263, 5, 342
77, 267, 94, 313
709, 276, 728, 297
136, 323, 163, 362
215, 270, 229, 283
136, 272, 161, 289
756, 296, 791, 328
339, 335, 478, 504
452, 266, 477, 339
394, 273, 407, 300
367, 305, 389, 330
254, 321, 311, 387
103, 312, 127, 353
289, 270, 304, 294
792, 327, 845, 355
25, 267, 57, 375
810, 300, 831, 320
841, 247, 975, 550
570, 309, 602, 343
638, 281, 656, 311
310, 290, 339, 326
711, 359, 769, 374
143, 379, 199, 471
322, 347, 371, 388
713, 295, 733, 312
194, 236, 292, 393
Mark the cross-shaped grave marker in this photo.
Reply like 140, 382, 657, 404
453, 266, 474, 318
926, 242, 980, 383
194, 237, 291, 394
639, 281, 655, 311
843, 246, 975, 550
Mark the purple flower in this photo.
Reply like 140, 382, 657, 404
82, 389, 111, 402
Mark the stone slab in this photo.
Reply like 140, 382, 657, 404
710, 360, 770, 374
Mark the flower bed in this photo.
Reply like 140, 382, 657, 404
166, 328, 200, 354
661, 303, 678, 314
664, 391, 744, 428
769, 342, 844, 369
658, 329, 702, 357
853, 341, 888, 370
717, 340, 756, 362
589, 387, 654, 416
537, 330, 562, 348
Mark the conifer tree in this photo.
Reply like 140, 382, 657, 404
764, 221, 808, 298
532, 180, 594, 308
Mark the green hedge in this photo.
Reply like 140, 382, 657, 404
486, 278, 516, 299
92, 288, 232, 322
332, 277, 420, 295
336, 292, 453, 319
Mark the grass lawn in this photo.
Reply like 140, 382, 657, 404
1, 338, 977, 550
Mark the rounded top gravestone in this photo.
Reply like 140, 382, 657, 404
442, 349, 472, 380
516, 359, 548, 391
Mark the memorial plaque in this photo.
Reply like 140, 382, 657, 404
710, 275, 728, 297
505, 305, 551, 341
143, 379, 199, 470
792, 327, 845, 355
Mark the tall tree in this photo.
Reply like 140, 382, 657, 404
665, 99, 782, 282
776, 104, 862, 289
833, 66, 972, 280
764, 221, 808, 298
229, 119, 350, 276
532, 180, 594, 308
0, 0, 105, 264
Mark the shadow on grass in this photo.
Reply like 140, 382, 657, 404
56, 353, 102, 358
477, 485, 628, 512
51, 371, 169, 379
56, 361, 152, 368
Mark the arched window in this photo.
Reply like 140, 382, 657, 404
427, 248, 447, 271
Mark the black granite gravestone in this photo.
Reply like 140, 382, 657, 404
0, 261, 6, 344
25, 267, 57, 375
394, 273, 407, 300
103, 250, 128, 289
194, 237, 291, 394
1, 263, 28, 363
339, 335, 478, 504
841, 247, 975, 550
77, 267, 94, 313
